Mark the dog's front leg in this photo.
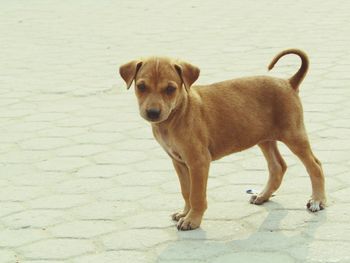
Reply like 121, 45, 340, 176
171, 159, 191, 221
177, 152, 210, 231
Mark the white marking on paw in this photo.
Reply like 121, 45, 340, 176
307, 199, 323, 212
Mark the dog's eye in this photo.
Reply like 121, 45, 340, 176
137, 84, 146, 92
165, 86, 176, 95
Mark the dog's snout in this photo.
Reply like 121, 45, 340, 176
146, 108, 161, 120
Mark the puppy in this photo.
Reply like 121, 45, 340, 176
119, 49, 326, 231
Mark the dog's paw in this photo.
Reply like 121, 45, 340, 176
176, 211, 202, 231
249, 194, 269, 205
307, 199, 325, 212
171, 211, 188, 221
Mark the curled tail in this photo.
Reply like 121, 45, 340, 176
268, 48, 309, 90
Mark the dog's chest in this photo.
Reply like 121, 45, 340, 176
153, 127, 183, 163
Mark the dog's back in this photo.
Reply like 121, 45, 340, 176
190, 76, 303, 159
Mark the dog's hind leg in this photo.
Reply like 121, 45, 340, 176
283, 134, 326, 212
250, 141, 287, 205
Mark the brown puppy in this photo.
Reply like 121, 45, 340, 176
119, 49, 326, 231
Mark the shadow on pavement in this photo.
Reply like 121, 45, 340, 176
157, 201, 326, 262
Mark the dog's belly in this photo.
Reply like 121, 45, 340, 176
209, 132, 274, 161
210, 142, 257, 161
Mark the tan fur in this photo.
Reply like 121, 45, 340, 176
119, 49, 326, 231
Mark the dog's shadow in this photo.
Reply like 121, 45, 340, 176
157, 201, 326, 262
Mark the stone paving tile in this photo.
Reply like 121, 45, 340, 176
139, 193, 180, 212
102, 228, 175, 250
0, 151, 49, 165
54, 178, 115, 194
1, 0, 350, 262
48, 220, 118, 238
212, 252, 296, 263
0, 202, 24, 218
2, 209, 70, 229
18, 239, 95, 260
54, 144, 109, 157
70, 200, 139, 220
155, 240, 234, 262
20, 138, 72, 151
0, 229, 48, 247
28, 194, 91, 209
0, 250, 18, 263
96, 185, 154, 202
8, 172, 71, 187
36, 157, 91, 172
92, 150, 148, 165
71, 251, 150, 263
120, 211, 175, 229
75, 164, 129, 178
0, 186, 47, 202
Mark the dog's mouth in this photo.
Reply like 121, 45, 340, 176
143, 115, 167, 124
146, 119, 163, 123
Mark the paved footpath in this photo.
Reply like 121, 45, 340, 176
1, 1, 350, 262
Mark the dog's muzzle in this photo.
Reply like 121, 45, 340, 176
146, 108, 161, 120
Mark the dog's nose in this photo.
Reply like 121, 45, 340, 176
146, 108, 161, 120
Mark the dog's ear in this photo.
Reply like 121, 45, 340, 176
174, 61, 200, 89
119, 60, 143, 89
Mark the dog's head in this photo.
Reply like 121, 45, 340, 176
119, 57, 199, 123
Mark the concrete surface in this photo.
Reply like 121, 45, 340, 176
1, 0, 350, 262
